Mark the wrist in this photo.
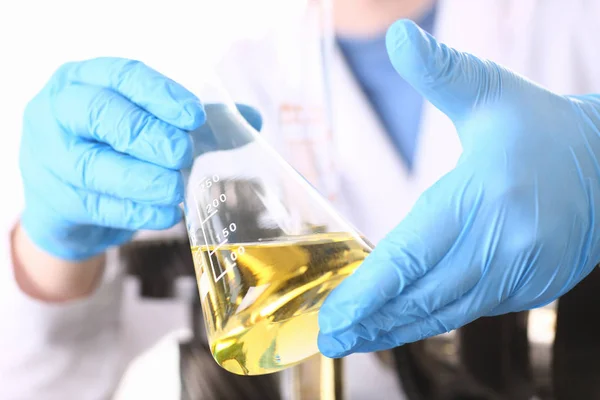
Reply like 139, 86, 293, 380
20, 209, 107, 261
11, 222, 106, 302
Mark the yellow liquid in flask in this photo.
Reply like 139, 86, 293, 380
191, 232, 371, 375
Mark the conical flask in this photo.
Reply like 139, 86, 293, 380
182, 73, 372, 376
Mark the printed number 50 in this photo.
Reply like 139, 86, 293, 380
222, 223, 237, 238
200, 175, 220, 191
217, 223, 237, 242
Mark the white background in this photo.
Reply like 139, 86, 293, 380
0, 0, 306, 228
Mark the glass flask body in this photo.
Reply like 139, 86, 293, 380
183, 100, 371, 376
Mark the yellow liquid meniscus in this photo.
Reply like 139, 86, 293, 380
191, 232, 371, 375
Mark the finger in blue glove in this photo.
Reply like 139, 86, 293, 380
20, 57, 261, 261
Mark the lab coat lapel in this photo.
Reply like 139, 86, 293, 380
412, 0, 538, 194
329, 1, 527, 242
329, 46, 420, 244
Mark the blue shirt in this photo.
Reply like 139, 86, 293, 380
336, 7, 437, 171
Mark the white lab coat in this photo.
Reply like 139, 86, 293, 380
2, 1, 600, 399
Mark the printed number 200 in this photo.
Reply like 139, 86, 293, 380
206, 194, 227, 214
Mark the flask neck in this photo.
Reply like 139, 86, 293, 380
190, 103, 256, 156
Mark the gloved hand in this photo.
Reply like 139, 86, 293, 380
318, 20, 600, 357
20, 57, 261, 261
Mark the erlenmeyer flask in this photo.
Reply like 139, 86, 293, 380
183, 73, 372, 376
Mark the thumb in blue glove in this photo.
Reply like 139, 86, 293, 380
317, 19, 600, 357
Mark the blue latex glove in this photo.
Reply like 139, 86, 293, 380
20, 57, 261, 261
318, 20, 600, 357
